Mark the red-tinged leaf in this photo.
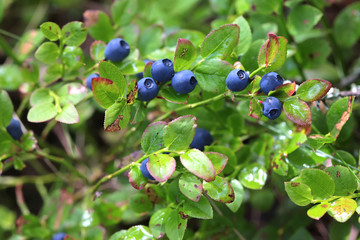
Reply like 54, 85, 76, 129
180, 149, 216, 182
248, 98, 267, 120
174, 39, 197, 72
143, 61, 153, 78
99, 61, 127, 96
205, 152, 228, 175
329, 96, 354, 139
179, 173, 203, 202
90, 40, 106, 62
269, 82, 296, 98
264, 36, 288, 73
148, 154, 176, 182
92, 77, 120, 108
203, 176, 235, 203
283, 98, 312, 126
297, 79, 332, 102
126, 79, 138, 105
258, 33, 279, 68
128, 164, 148, 190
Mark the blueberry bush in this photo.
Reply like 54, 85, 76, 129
1, 0, 360, 239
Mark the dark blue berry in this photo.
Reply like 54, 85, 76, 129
104, 38, 130, 62
190, 128, 213, 151
262, 97, 282, 120
260, 72, 284, 95
52, 232, 67, 240
137, 77, 159, 101
6, 118, 23, 140
86, 73, 99, 90
151, 59, 174, 82
171, 70, 197, 94
226, 69, 249, 92
140, 158, 155, 180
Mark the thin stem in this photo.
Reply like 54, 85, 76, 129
249, 66, 265, 79
0, 35, 22, 65
15, 185, 30, 215
0, 174, 57, 186
0, 29, 22, 40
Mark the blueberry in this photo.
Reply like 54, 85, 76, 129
226, 69, 249, 92
52, 232, 67, 240
262, 97, 282, 120
86, 73, 99, 90
190, 128, 213, 151
104, 38, 130, 62
260, 72, 284, 95
6, 118, 23, 141
140, 158, 155, 180
171, 70, 197, 94
137, 77, 159, 101
151, 59, 174, 82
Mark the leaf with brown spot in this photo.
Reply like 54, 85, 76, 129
329, 96, 354, 139
126, 79, 138, 105
104, 100, 130, 131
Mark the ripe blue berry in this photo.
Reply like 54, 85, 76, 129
104, 38, 130, 62
151, 59, 174, 82
190, 128, 213, 151
86, 73, 99, 90
262, 97, 282, 120
140, 158, 155, 180
260, 72, 284, 95
171, 70, 197, 94
52, 232, 67, 240
226, 69, 249, 92
6, 118, 23, 140
137, 77, 159, 101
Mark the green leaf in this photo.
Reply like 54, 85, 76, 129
203, 176, 234, 203
90, 40, 106, 62
0, 64, 23, 90
130, 194, 153, 213
116, 55, 145, 75
201, 24, 240, 59
165, 210, 187, 240
84, 227, 104, 240
141, 121, 167, 154
264, 36, 288, 73
327, 97, 354, 139
226, 179, 244, 212
284, 181, 313, 206
307, 202, 331, 220
62, 21, 88, 47
163, 115, 196, 151
194, 58, 234, 93
328, 197, 357, 222
0, 90, 13, 128
143, 61, 153, 78
40, 22, 61, 41
160, 85, 189, 104
55, 103, 79, 124
182, 196, 213, 219
269, 82, 296, 98
180, 149, 216, 182
130, 102, 146, 124
298, 38, 331, 68
27, 102, 58, 123
272, 153, 288, 176
149, 208, 170, 239
104, 100, 130, 131
99, 61, 127, 97
138, 25, 164, 57
30, 89, 54, 106
92, 77, 120, 109
58, 83, 88, 106
179, 173, 203, 202
35, 42, 60, 64
85, 11, 115, 43
242, 39, 265, 72
297, 79, 332, 102
233, 16, 252, 55
61, 46, 85, 71
283, 98, 312, 126
205, 152, 228, 175
238, 163, 267, 190
334, 2, 360, 48
298, 168, 335, 200
174, 38, 197, 72
148, 154, 176, 182
0, 130, 12, 155
285, 131, 307, 154
258, 33, 279, 68
0, 205, 16, 230
111, 0, 137, 27
287, 4, 323, 39
166, 29, 206, 48
20, 131, 37, 152
94, 201, 123, 226
334, 150, 357, 167
325, 166, 357, 196
124, 225, 154, 240
128, 164, 148, 190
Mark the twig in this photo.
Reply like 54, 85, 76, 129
15, 185, 30, 215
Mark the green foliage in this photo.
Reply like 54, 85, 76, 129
1, 0, 360, 239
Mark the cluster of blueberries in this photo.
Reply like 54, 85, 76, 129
140, 128, 213, 180
226, 69, 283, 120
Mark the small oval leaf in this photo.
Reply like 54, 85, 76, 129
179, 173, 203, 202
297, 79, 332, 102
128, 164, 148, 190
180, 149, 216, 181
148, 154, 176, 182
203, 176, 235, 203
283, 98, 312, 126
